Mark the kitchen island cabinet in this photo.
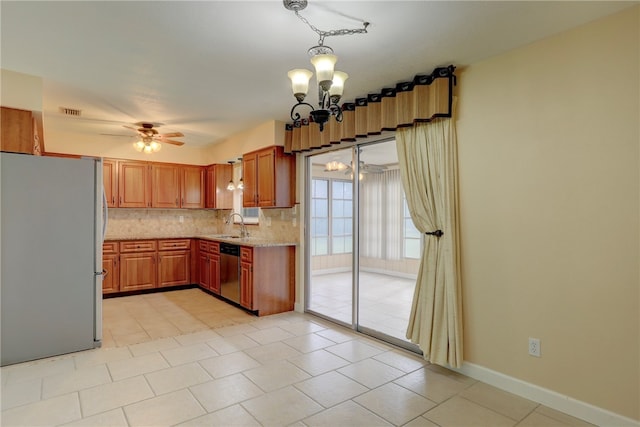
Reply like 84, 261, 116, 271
239, 244, 295, 316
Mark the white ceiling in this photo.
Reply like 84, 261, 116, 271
1, 1, 634, 149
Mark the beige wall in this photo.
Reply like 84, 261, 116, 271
456, 6, 639, 421
1, 69, 43, 111
41, 119, 283, 165
203, 120, 286, 164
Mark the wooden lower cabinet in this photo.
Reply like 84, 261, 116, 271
120, 252, 157, 291
198, 251, 211, 290
240, 245, 294, 316
158, 250, 190, 287
103, 238, 294, 317
198, 241, 220, 294
102, 242, 120, 294
240, 258, 253, 310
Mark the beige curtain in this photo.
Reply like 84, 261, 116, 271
396, 106, 463, 368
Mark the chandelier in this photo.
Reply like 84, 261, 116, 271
284, 0, 369, 131
133, 137, 161, 153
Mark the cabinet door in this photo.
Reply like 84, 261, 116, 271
102, 254, 120, 294
198, 252, 210, 290
120, 252, 156, 291
242, 154, 257, 207
0, 107, 34, 154
118, 161, 151, 208
210, 254, 221, 294
152, 164, 180, 208
158, 250, 190, 287
257, 148, 276, 207
181, 166, 205, 208
103, 159, 118, 208
206, 164, 233, 209
240, 261, 253, 310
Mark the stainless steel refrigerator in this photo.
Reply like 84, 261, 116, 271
1, 152, 105, 366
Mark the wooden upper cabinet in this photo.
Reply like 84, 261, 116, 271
118, 160, 151, 208
243, 146, 295, 208
206, 164, 233, 209
103, 159, 118, 208
181, 166, 205, 208
1, 107, 34, 154
242, 154, 258, 208
152, 163, 180, 208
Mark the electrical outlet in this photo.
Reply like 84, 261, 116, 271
528, 337, 541, 357
178, 215, 184, 223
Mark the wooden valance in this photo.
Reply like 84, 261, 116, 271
284, 65, 456, 154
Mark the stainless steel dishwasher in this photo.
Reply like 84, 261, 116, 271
219, 243, 240, 304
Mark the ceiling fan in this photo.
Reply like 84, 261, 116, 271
122, 122, 185, 153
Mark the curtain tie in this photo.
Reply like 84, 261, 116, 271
425, 230, 443, 237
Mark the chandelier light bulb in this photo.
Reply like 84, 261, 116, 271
310, 53, 337, 91
329, 71, 348, 100
288, 69, 313, 102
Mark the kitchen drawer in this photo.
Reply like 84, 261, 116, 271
158, 239, 191, 251
120, 240, 157, 253
208, 242, 220, 254
198, 240, 210, 253
103, 241, 118, 254
240, 247, 252, 263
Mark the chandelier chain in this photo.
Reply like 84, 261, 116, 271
294, 10, 369, 45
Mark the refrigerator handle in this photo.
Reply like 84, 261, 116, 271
102, 189, 108, 242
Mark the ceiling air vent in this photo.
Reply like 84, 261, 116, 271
59, 107, 82, 116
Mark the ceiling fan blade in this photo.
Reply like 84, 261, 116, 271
162, 139, 185, 146
160, 132, 184, 139
122, 125, 139, 132
100, 133, 133, 138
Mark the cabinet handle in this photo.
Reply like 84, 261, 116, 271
181, 198, 184, 205
120, 196, 122, 204
112, 196, 115, 205
175, 198, 178, 206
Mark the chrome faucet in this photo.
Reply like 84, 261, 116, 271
225, 212, 249, 238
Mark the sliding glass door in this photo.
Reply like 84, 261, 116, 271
306, 140, 421, 349
306, 146, 354, 325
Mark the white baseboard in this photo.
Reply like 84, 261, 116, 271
453, 362, 639, 427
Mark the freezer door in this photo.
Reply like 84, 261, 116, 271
1, 153, 99, 366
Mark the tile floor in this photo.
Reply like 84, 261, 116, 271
309, 271, 416, 341
1, 289, 595, 426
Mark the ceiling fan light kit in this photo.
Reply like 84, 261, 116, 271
284, 0, 369, 132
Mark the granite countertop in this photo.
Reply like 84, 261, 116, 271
105, 235, 297, 248
197, 235, 296, 247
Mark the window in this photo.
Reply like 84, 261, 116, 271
403, 199, 422, 259
310, 178, 353, 255
311, 179, 329, 255
331, 180, 353, 254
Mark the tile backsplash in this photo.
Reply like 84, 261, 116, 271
105, 208, 299, 243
